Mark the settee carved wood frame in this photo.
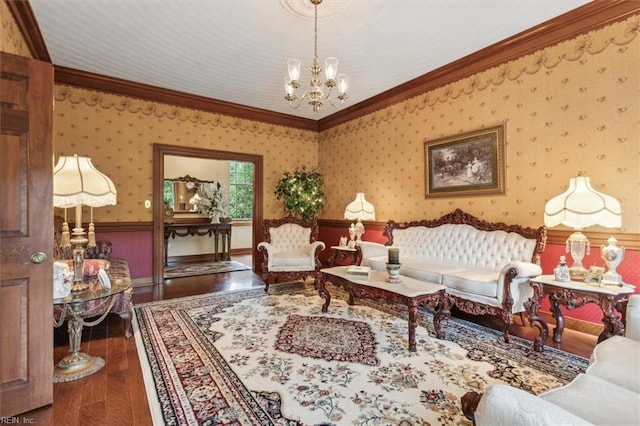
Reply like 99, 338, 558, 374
383, 208, 548, 343
258, 216, 323, 291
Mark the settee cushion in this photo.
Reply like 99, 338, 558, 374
270, 251, 315, 271
475, 384, 593, 426
443, 270, 500, 298
587, 335, 640, 393
541, 373, 640, 426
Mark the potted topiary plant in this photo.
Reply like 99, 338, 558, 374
274, 165, 325, 220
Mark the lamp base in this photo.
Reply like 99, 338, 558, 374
566, 230, 590, 281
568, 265, 588, 281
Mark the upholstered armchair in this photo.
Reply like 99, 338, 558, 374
257, 216, 325, 291
53, 216, 134, 338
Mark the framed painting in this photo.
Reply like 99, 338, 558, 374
424, 124, 505, 198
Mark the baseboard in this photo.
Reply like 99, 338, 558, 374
131, 276, 153, 288
539, 311, 604, 336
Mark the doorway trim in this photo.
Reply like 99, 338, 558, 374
152, 144, 263, 286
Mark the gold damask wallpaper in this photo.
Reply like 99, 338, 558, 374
53, 88, 318, 222
4, 4, 638, 233
320, 16, 639, 233
0, 1, 31, 57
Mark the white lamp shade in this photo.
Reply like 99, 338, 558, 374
344, 193, 375, 221
324, 57, 338, 81
337, 73, 349, 94
283, 76, 295, 96
287, 59, 301, 82
53, 155, 117, 208
544, 176, 621, 229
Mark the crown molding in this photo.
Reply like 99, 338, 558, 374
318, 1, 640, 130
53, 66, 319, 132
9, 1, 639, 132
6, 0, 50, 61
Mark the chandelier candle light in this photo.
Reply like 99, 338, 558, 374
544, 176, 622, 282
284, 0, 348, 112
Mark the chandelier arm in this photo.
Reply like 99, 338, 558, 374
287, 97, 303, 109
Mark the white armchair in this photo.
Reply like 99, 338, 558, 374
461, 294, 640, 425
257, 216, 325, 291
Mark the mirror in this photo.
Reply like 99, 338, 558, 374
163, 175, 213, 212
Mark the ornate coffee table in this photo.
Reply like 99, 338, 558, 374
315, 266, 449, 351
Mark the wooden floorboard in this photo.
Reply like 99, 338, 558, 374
24, 255, 601, 425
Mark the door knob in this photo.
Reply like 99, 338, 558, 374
30, 252, 47, 264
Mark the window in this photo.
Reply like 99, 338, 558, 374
229, 161, 254, 219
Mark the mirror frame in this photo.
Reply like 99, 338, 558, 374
153, 143, 263, 286
163, 175, 214, 213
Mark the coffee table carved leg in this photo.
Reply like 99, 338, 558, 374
407, 302, 419, 352
433, 294, 450, 340
525, 282, 548, 352
314, 274, 331, 313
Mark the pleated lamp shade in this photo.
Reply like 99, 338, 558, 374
544, 176, 621, 230
344, 193, 375, 221
53, 155, 117, 208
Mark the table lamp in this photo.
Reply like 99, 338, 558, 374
344, 193, 375, 243
544, 176, 621, 280
53, 155, 117, 290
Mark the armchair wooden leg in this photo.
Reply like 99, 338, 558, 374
461, 391, 482, 424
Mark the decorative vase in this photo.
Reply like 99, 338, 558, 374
601, 236, 624, 285
386, 263, 402, 284
553, 255, 570, 283
210, 212, 220, 224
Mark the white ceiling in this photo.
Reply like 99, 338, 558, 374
29, 0, 589, 121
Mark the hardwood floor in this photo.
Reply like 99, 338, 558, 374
25, 255, 598, 425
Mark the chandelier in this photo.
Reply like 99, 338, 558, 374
284, 0, 348, 112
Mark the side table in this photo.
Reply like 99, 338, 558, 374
53, 277, 131, 383
328, 245, 361, 266
525, 274, 635, 352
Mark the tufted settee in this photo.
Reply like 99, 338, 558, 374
461, 294, 640, 425
54, 216, 133, 338
359, 209, 547, 342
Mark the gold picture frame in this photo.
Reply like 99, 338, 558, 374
424, 124, 505, 198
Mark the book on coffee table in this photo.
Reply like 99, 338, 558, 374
346, 265, 371, 278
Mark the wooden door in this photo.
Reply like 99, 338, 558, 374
0, 52, 54, 416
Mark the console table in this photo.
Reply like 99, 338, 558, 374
525, 274, 635, 352
328, 245, 361, 266
164, 222, 232, 266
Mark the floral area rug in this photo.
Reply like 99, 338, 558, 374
163, 260, 250, 279
133, 283, 588, 425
